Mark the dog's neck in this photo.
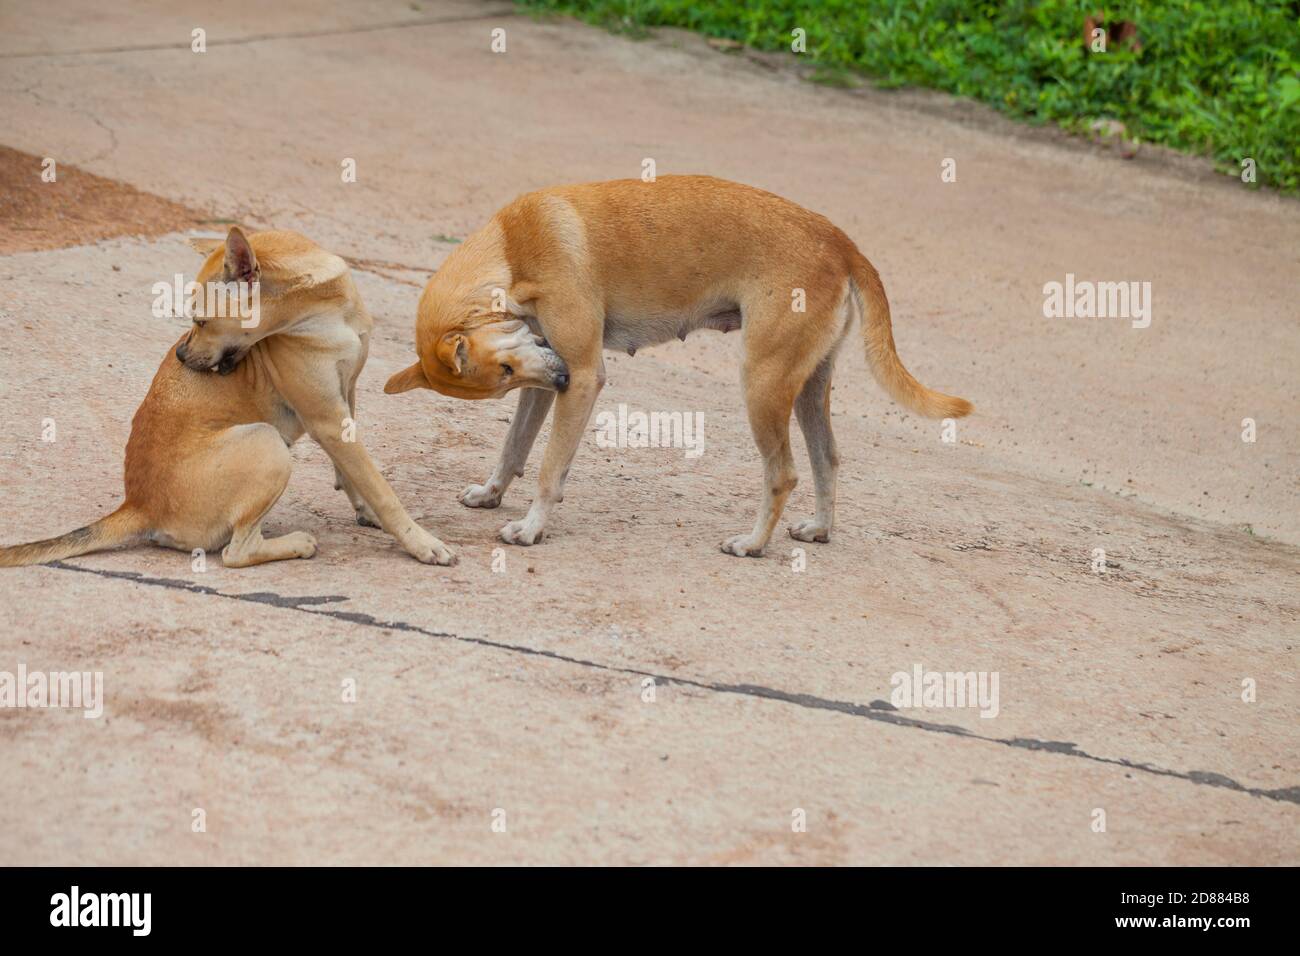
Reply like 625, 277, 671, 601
268, 272, 368, 341
419, 220, 516, 340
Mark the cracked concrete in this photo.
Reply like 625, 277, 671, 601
40, 559, 1300, 808
0, 0, 1296, 864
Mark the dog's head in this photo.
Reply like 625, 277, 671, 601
385, 276, 569, 400
175, 226, 347, 375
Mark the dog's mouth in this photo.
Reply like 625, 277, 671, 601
214, 348, 243, 375
540, 346, 569, 392
180, 346, 244, 375
489, 322, 570, 393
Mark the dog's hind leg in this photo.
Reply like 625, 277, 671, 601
333, 379, 382, 528
336, 470, 380, 528
214, 424, 317, 568
790, 350, 841, 544
461, 387, 556, 509
723, 288, 847, 558
721, 361, 801, 558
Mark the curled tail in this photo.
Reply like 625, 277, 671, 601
852, 252, 973, 419
0, 506, 146, 568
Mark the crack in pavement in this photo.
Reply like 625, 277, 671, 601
7, 76, 120, 167
46, 560, 1300, 807
0, 9, 517, 59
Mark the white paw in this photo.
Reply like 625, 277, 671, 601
720, 533, 765, 557
788, 520, 830, 543
286, 532, 318, 559
355, 502, 381, 528
500, 516, 545, 546
459, 482, 503, 509
408, 529, 457, 566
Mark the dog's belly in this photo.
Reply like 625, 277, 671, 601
602, 301, 742, 356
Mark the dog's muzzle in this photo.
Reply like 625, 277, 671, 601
544, 351, 570, 392
504, 323, 569, 392
176, 343, 243, 375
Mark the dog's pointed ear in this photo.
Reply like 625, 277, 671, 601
187, 236, 223, 256
435, 333, 468, 376
222, 226, 259, 283
384, 362, 431, 394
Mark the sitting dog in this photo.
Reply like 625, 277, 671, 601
0, 227, 455, 568
384, 175, 971, 556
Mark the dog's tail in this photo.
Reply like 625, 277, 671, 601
852, 252, 973, 419
0, 505, 146, 568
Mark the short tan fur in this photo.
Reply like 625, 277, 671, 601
385, 175, 972, 555
1, 228, 455, 569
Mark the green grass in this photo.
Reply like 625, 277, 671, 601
519, 0, 1300, 191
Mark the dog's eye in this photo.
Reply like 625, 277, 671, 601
193, 320, 207, 329
501, 363, 514, 376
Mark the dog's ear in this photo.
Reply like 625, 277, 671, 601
384, 362, 431, 394
222, 226, 259, 283
187, 237, 223, 256
435, 333, 469, 376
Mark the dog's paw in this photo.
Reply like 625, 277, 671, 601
408, 530, 457, 566
459, 482, 503, 509
720, 533, 766, 558
355, 503, 382, 528
500, 516, 544, 546
286, 532, 318, 559
788, 520, 830, 543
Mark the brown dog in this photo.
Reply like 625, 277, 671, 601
385, 175, 971, 556
0, 227, 455, 568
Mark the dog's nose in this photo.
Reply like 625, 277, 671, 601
175, 342, 189, 362
554, 372, 570, 392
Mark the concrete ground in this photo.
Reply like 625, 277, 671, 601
0, 1, 1295, 865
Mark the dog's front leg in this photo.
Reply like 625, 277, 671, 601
499, 363, 603, 546
460, 387, 556, 509
307, 409, 456, 566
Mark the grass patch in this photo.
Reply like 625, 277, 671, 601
519, 0, 1300, 191
808, 64, 861, 88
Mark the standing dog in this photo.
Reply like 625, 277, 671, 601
385, 176, 971, 556
0, 227, 455, 568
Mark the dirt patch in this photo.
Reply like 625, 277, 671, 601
0, 145, 204, 253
